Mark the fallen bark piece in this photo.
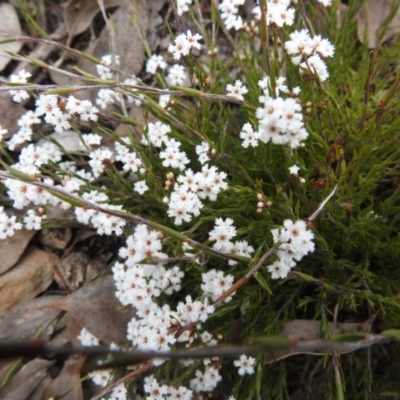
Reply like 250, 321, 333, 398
0, 295, 63, 340
0, 246, 59, 311
48, 275, 136, 346
0, 358, 54, 399
42, 355, 85, 400
0, 229, 36, 274
0, 3, 23, 72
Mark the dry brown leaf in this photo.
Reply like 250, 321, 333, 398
357, 0, 400, 48
0, 246, 58, 311
0, 359, 54, 399
64, 0, 123, 38
0, 3, 23, 72
42, 355, 85, 400
0, 229, 36, 274
0, 92, 27, 135
265, 319, 373, 363
0, 295, 63, 341
48, 275, 136, 346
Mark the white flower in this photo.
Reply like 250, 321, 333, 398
177, 0, 193, 16
317, 0, 332, 6
268, 219, 315, 279
190, 368, 222, 392
35, 94, 59, 117
96, 88, 117, 109
96, 54, 120, 80
267, 260, 292, 279
146, 54, 167, 74
77, 327, 99, 346
0, 207, 22, 239
201, 269, 235, 301
226, 80, 248, 101
240, 123, 260, 148
159, 94, 170, 108
167, 64, 187, 86
134, 180, 149, 195
209, 217, 236, 252
9, 69, 31, 102
300, 54, 329, 82
144, 121, 171, 147
82, 133, 102, 148
110, 383, 127, 400
89, 369, 112, 387
168, 31, 203, 60
234, 354, 256, 375
288, 164, 300, 175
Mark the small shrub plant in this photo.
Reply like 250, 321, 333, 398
1, 0, 400, 398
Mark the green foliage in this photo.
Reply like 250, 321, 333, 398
3, 0, 400, 398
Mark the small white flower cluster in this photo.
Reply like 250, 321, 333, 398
201, 269, 235, 302
77, 327, 99, 346
195, 141, 210, 164
168, 30, 203, 60
114, 226, 218, 366
144, 375, 192, 400
34, 94, 98, 134
176, 0, 193, 16
114, 226, 183, 361
159, 139, 189, 170
252, 0, 295, 28
165, 165, 228, 225
258, 75, 290, 99
268, 219, 315, 279
104, 383, 127, 400
239, 123, 260, 148
167, 64, 188, 86
96, 54, 120, 80
173, 295, 215, 325
23, 209, 45, 230
256, 94, 309, 149
219, 0, 245, 31
8, 111, 39, 151
289, 164, 306, 184
159, 94, 171, 109
317, 0, 332, 6
285, 29, 335, 82
15, 142, 62, 173
89, 369, 112, 387
0, 206, 22, 239
115, 137, 144, 174
88, 147, 113, 178
116, 227, 178, 291
226, 79, 248, 101
95, 54, 143, 108
208, 218, 254, 264
234, 354, 256, 375
146, 54, 167, 75
190, 367, 222, 392
9, 69, 31, 103
75, 190, 126, 235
